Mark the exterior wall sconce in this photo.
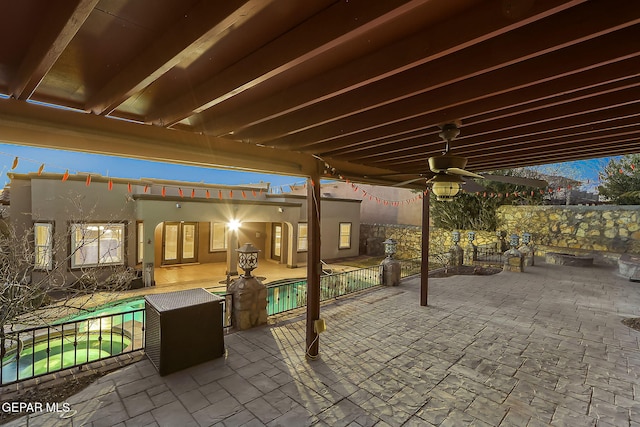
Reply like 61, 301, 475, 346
467, 231, 476, 244
522, 232, 531, 245
237, 243, 260, 277
176, 203, 181, 208
227, 219, 241, 231
383, 238, 397, 259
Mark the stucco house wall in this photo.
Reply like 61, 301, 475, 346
7, 173, 362, 286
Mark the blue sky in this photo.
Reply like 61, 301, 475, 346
0, 143, 306, 189
0, 142, 614, 192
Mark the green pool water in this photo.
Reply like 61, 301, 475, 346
56, 297, 146, 324
2, 332, 131, 383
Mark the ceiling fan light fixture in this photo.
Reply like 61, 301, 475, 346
430, 174, 462, 201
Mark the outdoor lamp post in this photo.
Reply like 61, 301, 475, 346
509, 234, 520, 249
229, 243, 267, 330
237, 243, 260, 277
383, 238, 397, 259
465, 231, 477, 265
504, 234, 524, 272
467, 231, 476, 244
520, 232, 535, 266
381, 238, 400, 286
450, 230, 463, 266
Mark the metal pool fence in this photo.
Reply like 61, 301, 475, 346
1, 292, 232, 386
266, 265, 383, 315
1, 309, 145, 386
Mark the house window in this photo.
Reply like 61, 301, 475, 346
34, 222, 53, 270
297, 223, 308, 252
339, 222, 352, 249
210, 223, 227, 251
137, 222, 144, 264
71, 223, 125, 268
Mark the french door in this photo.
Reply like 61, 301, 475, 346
272, 223, 282, 261
163, 222, 198, 265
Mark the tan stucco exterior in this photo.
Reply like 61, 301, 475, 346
7, 173, 361, 286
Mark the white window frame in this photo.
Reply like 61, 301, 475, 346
210, 222, 228, 251
137, 222, 144, 264
70, 223, 125, 268
339, 222, 352, 249
34, 222, 53, 270
297, 223, 308, 252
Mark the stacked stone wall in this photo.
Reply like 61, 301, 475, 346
360, 205, 640, 264
496, 206, 640, 259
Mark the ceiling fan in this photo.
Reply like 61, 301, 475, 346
393, 123, 548, 200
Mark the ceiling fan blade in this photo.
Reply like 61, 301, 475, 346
460, 180, 486, 193
479, 173, 548, 188
446, 167, 484, 179
392, 177, 425, 187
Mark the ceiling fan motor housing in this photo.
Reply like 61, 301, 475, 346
428, 154, 468, 173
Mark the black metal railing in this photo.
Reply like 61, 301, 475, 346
1, 308, 145, 386
266, 265, 383, 316
400, 258, 422, 277
475, 246, 503, 265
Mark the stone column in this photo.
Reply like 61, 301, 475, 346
381, 257, 401, 286
449, 231, 463, 267
381, 238, 401, 286
503, 234, 524, 272
228, 276, 267, 330
464, 231, 477, 265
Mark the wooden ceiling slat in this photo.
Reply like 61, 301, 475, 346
193, 0, 584, 137
9, 0, 97, 100
145, 0, 430, 126
328, 77, 640, 161
263, 27, 640, 151
85, 0, 261, 115
230, 1, 640, 146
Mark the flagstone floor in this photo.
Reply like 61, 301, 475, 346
4, 261, 640, 426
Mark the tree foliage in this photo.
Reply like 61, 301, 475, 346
0, 197, 136, 362
597, 154, 640, 204
430, 168, 545, 231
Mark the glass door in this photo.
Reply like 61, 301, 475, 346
272, 223, 282, 261
162, 222, 198, 265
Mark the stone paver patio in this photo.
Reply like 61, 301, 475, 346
4, 262, 640, 426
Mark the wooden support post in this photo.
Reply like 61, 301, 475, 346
421, 190, 430, 306
306, 174, 321, 358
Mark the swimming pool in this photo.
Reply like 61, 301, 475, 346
55, 297, 145, 324
1, 298, 145, 385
